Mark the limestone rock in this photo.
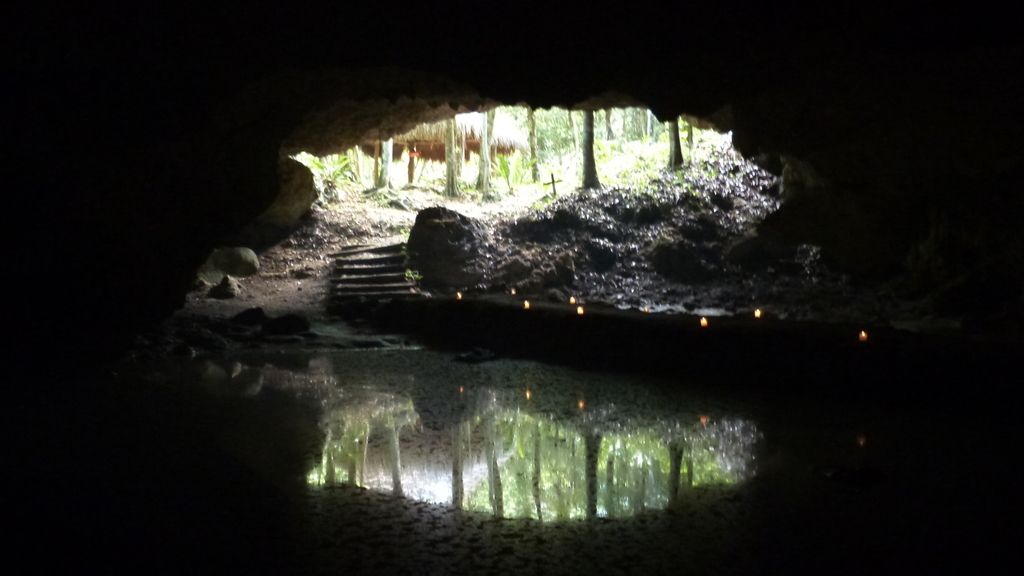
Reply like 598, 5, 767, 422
208, 247, 260, 277
231, 307, 268, 326
646, 238, 716, 283
263, 313, 311, 335
208, 275, 241, 299
406, 207, 485, 289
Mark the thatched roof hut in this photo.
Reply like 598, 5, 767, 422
362, 112, 527, 162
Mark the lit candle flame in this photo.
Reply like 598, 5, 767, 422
577, 306, 585, 316
577, 399, 585, 410
523, 300, 530, 310
856, 434, 867, 448
510, 287, 517, 295
642, 306, 650, 313
525, 389, 532, 400
700, 317, 709, 328
700, 415, 709, 427
569, 296, 576, 305
456, 291, 463, 300
859, 330, 868, 342
754, 308, 762, 319
459, 386, 464, 394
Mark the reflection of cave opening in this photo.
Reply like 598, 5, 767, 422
306, 384, 760, 520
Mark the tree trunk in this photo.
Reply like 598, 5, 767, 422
605, 455, 617, 517
373, 142, 381, 184
528, 107, 539, 183
387, 420, 403, 497
351, 146, 363, 185
581, 110, 602, 189
687, 122, 694, 159
668, 443, 683, 506
477, 110, 494, 195
407, 149, 416, 185
567, 110, 578, 151
604, 108, 614, 140
646, 110, 654, 140
444, 118, 459, 197
452, 421, 466, 508
485, 416, 504, 518
668, 118, 684, 170
376, 138, 393, 188
584, 431, 601, 519
532, 422, 542, 520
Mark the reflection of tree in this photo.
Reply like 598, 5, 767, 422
309, 388, 760, 521
308, 390, 418, 491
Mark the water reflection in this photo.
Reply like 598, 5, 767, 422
308, 387, 760, 520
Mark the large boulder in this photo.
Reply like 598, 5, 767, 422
406, 207, 485, 289
199, 247, 260, 282
646, 238, 716, 283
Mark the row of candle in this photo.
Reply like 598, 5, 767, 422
453, 292, 870, 343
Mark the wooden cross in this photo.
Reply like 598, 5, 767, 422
543, 173, 563, 196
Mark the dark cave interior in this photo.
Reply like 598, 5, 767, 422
9, 3, 1023, 574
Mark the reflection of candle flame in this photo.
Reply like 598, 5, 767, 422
510, 287, 517, 295
569, 296, 576, 305
857, 434, 867, 448
577, 306, 585, 316
700, 415, 709, 427
525, 389, 532, 400
754, 308, 762, 319
523, 300, 530, 310
578, 399, 585, 410
859, 330, 868, 342
700, 317, 709, 328
456, 291, 463, 300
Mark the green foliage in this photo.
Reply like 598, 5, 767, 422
404, 269, 422, 283
293, 151, 357, 189
495, 150, 535, 194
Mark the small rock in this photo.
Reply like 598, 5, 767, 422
545, 288, 567, 303
232, 307, 268, 326
455, 348, 497, 364
263, 313, 311, 335
208, 275, 241, 299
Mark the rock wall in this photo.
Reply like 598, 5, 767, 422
14, 5, 1023, 357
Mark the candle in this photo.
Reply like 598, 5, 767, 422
525, 389, 532, 401
456, 291, 463, 300
523, 300, 531, 310
700, 415, 709, 427
700, 317, 709, 328
754, 308, 762, 319
576, 306, 585, 316
510, 287, 517, 295
459, 386, 464, 394
569, 296, 577, 305
577, 399, 585, 410
859, 330, 868, 342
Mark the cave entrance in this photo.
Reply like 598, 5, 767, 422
292, 106, 748, 243
287, 105, 794, 318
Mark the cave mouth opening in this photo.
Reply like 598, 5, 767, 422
265, 103, 840, 322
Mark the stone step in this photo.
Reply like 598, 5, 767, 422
331, 273, 409, 285
329, 244, 402, 258
329, 290, 423, 301
334, 253, 405, 266
333, 282, 417, 293
334, 263, 407, 275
